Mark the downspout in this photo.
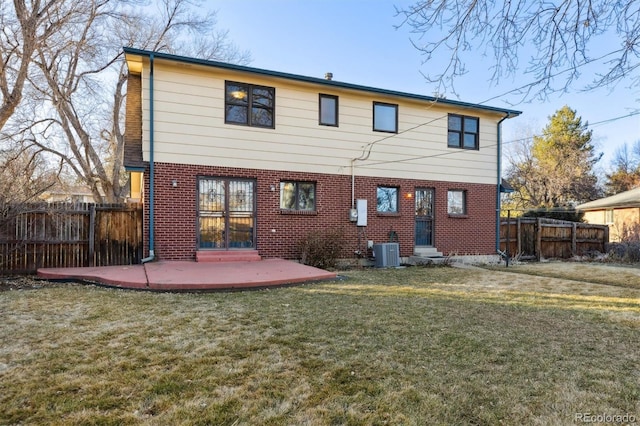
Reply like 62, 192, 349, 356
495, 113, 510, 252
141, 53, 155, 263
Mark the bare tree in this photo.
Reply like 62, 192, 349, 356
2, 0, 250, 202
605, 141, 640, 195
0, 1, 63, 131
0, 145, 60, 203
0, 146, 60, 264
396, 1, 640, 99
503, 125, 537, 211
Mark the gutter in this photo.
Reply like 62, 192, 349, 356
495, 113, 511, 252
141, 53, 155, 263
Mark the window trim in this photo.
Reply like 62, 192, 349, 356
376, 185, 399, 213
225, 81, 275, 129
373, 102, 398, 133
279, 181, 317, 212
447, 189, 467, 216
605, 209, 614, 224
448, 114, 479, 150
319, 94, 339, 127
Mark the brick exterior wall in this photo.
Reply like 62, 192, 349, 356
123, 73, 144, 169
142, 162, 498, 260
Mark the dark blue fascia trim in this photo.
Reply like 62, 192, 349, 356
123, 47, 522, 117
125, 166, 146, 172
500, 184, 515, 193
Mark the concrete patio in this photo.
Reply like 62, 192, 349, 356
37, 258, 337, 291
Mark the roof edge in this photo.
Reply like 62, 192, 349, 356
124, 165, 146, 172
123, 47, 522, 117
576, 187, 640, 210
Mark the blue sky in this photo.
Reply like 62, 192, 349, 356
209, 0, 640, 172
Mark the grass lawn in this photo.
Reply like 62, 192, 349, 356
1, 263, 639, 425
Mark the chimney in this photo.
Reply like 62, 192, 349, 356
325, 72, 333, 81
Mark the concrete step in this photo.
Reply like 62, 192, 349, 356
413, 247, 443, 257
407, 255, 449, 266
196, 250, 262, 263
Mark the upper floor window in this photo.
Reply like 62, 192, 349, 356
280, 181, 316, 211
319, 94, 338, 126
448, 114, 479, 149
377, 186, 399, 213
225, 81, 275, 128
373, 102, 398, 133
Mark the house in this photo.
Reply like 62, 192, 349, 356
39, 184, 101, 204
123, 48, 521, 263
577, 187, 640, 242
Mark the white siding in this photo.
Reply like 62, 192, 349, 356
139, 60, 504, 184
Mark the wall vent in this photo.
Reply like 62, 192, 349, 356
373, 243, 400, 267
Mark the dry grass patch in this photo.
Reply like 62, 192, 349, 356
1, 265, 639, 425
488, 261, 640, 290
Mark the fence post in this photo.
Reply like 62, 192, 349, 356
89, 204, 96, 267
506, 210, 511, 267
517, 218, 522, 256
571, 222, 577, 257
536, 218, 542, 261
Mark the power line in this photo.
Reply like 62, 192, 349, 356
359, 109, 640, 168
355, 47, 634, 168
585, 110, 640, 128
475, 49, 626, 107
500, 110, 640, 147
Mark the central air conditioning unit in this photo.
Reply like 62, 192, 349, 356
373, 243, 400, 268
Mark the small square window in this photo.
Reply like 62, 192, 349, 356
447, 190, 467, 215
448, 114, 479, 149
280, 181, 316, 211
319, 94, 338, 126
377, 186, 399, 213
373, 102, 398, 133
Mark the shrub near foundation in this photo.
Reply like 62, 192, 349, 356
298, 228, 346, 269
608, 222, 640, 262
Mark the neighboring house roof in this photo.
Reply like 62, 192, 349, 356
576, 187, 640, 210
123, 47, 522, 118
500, 179, 514, 193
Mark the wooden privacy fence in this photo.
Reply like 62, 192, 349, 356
500, 217, 609, 260
0, 202, 143, 274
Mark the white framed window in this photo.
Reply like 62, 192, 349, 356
377, 186, 399, 213
447, 190, 467, 215
605, 209, 614, 224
